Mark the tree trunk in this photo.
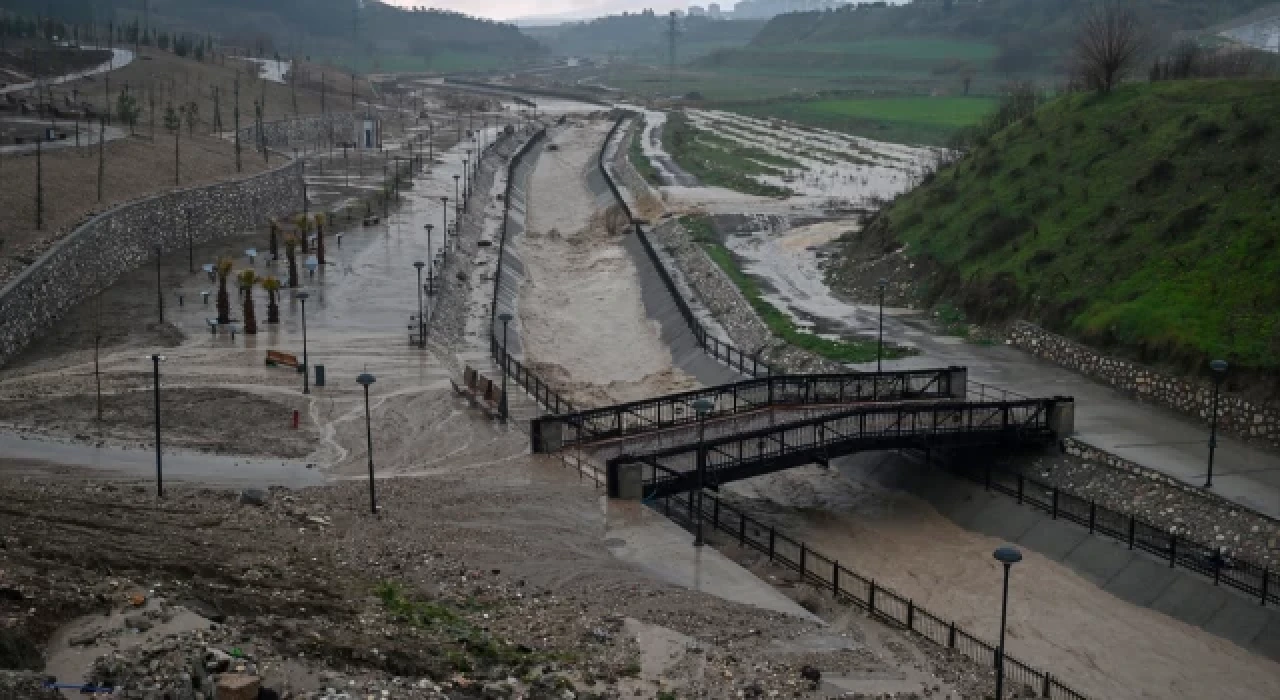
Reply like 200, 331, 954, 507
287, 249, 298, 288
267, 291, 280, 324
243, 289, 257, 334
269, 227, 279, 260
216, 275, 231, 324
316, 226, 326, 265
173, 130, 180, 185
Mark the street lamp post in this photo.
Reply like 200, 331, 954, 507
156, 246, 164, 324
413, 261, 426, 347
463, 157, 470, 203
440, 197, 450, 250
426, 223, 436, 270
876, 277, 888, 373
993, 545, 1023, 700
498, 313, 514, 421
1205, 359, 1229, 488
297, 292, 311, 395
692, 398, 715, 547
146, 354, 167, 497
453, 175, 460, 219
356, 372, 378, 515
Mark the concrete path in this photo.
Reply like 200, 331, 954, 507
0, 116, 126, 154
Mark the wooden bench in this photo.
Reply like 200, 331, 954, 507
450, 365, 505, 418
266, 350, 300, 369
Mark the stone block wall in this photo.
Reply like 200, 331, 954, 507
1009, 321, 1280, 447
240, 112, 357, 151
0, 160, 303, 367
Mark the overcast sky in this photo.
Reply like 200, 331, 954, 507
386, 1, 695, 21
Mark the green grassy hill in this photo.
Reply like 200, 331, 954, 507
832, 80, 1280, 378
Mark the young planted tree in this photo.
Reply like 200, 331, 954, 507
233, 71, 242, 172
215, 257, 234, 324
116, 89, 140, 135
184, 100, 199, 136
163, 104, 182, 185
268, 219, 281, 261
314, 213, 327, 265
295, 214, 311, 253
262, 275, 282, 324
284, 235, 299, 288
238, 269, 259, 334
97, 117, 105, 202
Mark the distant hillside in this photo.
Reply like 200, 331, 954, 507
4, 0, 543, 71
527, 13, 766, 61
828, 80, 1280, 383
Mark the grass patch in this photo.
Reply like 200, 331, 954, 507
685, 216, 908, 364
629, 118, 662, 185
663, 113, 796, 197
832, 80, 1280, 375
729, 96, 998, 146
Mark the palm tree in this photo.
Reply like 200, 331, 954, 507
238, 269, 259, 334
215, 258, 234, 325
295, 214, 311, 253
268, 219, 280, 261
314, 213, 327, 265
262, 276, 282, 324
284, 236, 299, 288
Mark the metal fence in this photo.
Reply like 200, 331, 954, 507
599, 113, 780, 379
652, 482, 1090, 700
956, 462, 1278, 607
531, 368, 964, 451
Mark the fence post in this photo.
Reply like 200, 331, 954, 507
1169, 534, 1177, 568
768, 527, 775, 562
739, 513, 746, 547
907, 599, 914, 631
1017, 474, 1023, 504
833, 562, 840, 596
869, 580, 877, 613
1088, 501, 1096, 534
1214, 556, 1222, 586
663, 495, 670, 516
1051, 488, 1058, 519
984, 464, 991, 491
1262, 568, 1270, 607
1128, 516, 1136, 549
1041, 673, 1051, 698
799, 543, 806, 578
712, 497, 720, 530
948, 621, 956, 648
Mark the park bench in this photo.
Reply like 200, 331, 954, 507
450, 365, 505, 419
266, 350, 301, 370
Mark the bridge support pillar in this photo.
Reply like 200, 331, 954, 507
615, 462, 645, 501
536, 420, 564, 453
1048, 398, 1075, 438
948, 366, 967, 399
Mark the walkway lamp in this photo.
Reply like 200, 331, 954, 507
463, 157, 470, 203
498, 313, 514, 422
146, 354, 167, 497
453, 175, 460, 219
876, 277, 888, 373
356, 372, 378, 514
297, 292, 311, 395
413, 261, 426, 347
1205, 359, 1229, 488
440, 198, 450, 250
426, 223, 437, 269
692, 398, 715, 547
993, 545, 1023, 700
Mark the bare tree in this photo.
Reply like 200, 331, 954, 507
1073, 1, 1145, 94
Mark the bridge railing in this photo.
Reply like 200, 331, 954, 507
531, 368, 965, 452
621, 398, 1063, 490
649, 485, 1091, 700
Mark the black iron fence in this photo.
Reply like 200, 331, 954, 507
599, 113, 780, 379
954, 461, 1278, 607
613, 398, 1068, 498
531, 368, 965, 452
652, 482, 1090, 700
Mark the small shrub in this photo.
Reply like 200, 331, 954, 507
1236, 119, 1269, 145
1162, 201, 1212, 241
1194, 121, 1224, 143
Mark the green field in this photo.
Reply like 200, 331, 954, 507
829, 80, 1280, 375
730, 96, 998, 146
752, 38, 999, 61
663, 113, 796, 197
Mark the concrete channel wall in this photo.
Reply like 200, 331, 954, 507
0, 159, 303, 368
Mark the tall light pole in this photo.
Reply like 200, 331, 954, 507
993, 545, 1023, 700
499, 313, 514, 422
453, 175, 460, 219
156, 246, 164, 324
1205, 359, 1229, 488
297, 292, 311, 395
692, 398, 714, 547
463, 157, 470, 203
426, 223, 436, 271
876, 277, 888, 373
146, 354, 167, 497
413, 261, 426, 347
356, 372, 378, 515
440, 197, 449, 250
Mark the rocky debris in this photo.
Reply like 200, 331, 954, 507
216, 673, 261, 700
0, 671, 61, 699
240, 488, 269, 507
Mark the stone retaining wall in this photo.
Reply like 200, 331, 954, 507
1009, 321, 1280, 447
0, 159, 303, 367
240, 112, 357, 151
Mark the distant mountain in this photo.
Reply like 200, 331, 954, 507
4, 0, 543, 62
